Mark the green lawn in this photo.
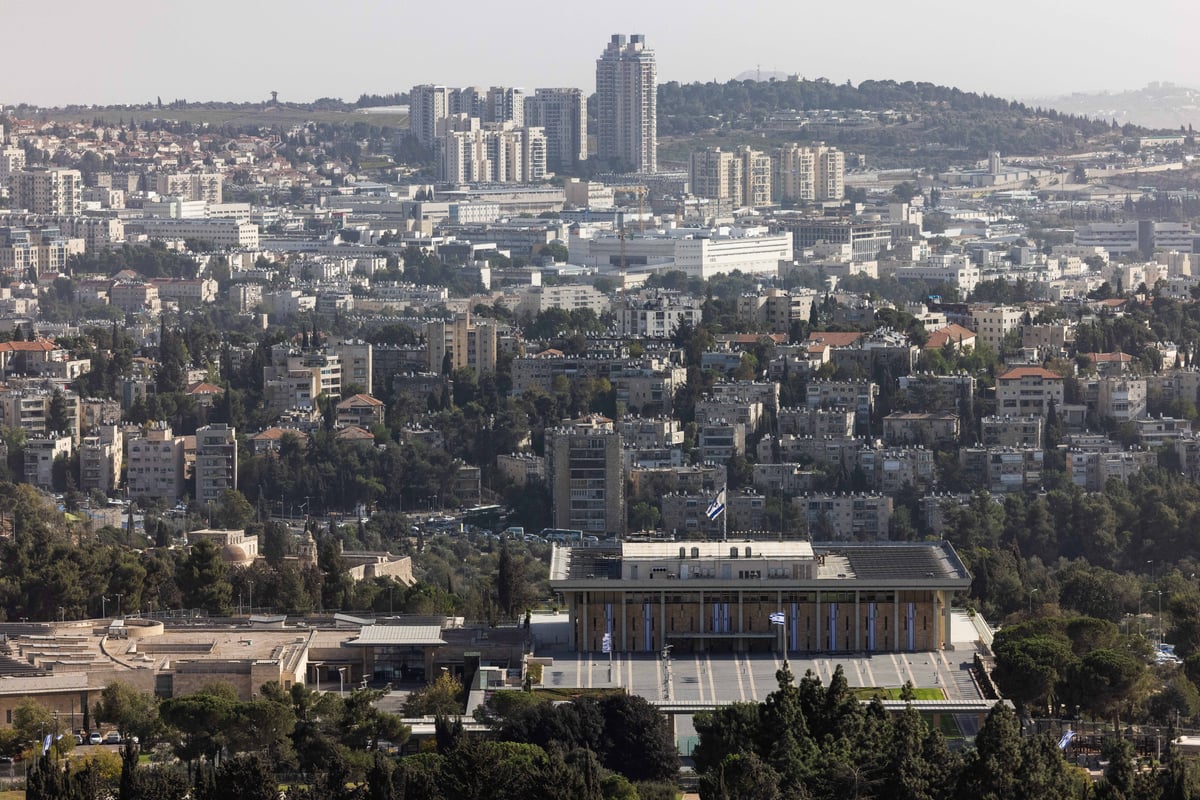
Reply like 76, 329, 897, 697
851, 687, 946, 701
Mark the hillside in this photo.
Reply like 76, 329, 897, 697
1026, 82, 1200, 131
657, 78, 1134, 168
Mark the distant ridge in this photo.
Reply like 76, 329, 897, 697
733, 69, 791, 82
1025, 82, 1199, 130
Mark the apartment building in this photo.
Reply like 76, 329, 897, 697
773, 143, 844, 203
0, 387, 81, 440
615, 293, 702, 338
127, 423, 186, 502
426, 311, 499, 374
437, 123, 548, 184
155, 172, 223, 204
996, 367, 1065, 415
970, 305, 1026, 351
547, 415, 624, 537
980, 415, 1044, 448
959, 447, 1044, 493
800, 493, 894, 540
524, 88, 587, 171
736, 288, 818, 333
9, 168, 82, 216
133, 218, 259, 249
24, 435, 72, 489
690, 146, 773, 208
195, 423, 237, 506
595, 34, 657, 173
881, 412, 960, 447
79, 425, 123, 493
409, 85, 451, 147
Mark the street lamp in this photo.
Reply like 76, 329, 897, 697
58, 607, 65, 623
101, 596, 109, 619
1029, 587, 1039, 615
115, 594, 123, 618
310, 662, 324, 693
247, 580, 254, 617
337, 667, 347, 698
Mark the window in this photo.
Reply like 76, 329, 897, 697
730, 547, 738, 558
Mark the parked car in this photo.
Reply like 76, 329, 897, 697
104, 732, 122, 745
88, 732, 102, 745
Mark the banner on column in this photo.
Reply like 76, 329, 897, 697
643, 602, 653, 651
828, 603, 838, 651
906, 602, 916, 651
867, 603, 877, 651
790, 602, 799, 652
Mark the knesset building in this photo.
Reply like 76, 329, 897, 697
549, 540, 972, 654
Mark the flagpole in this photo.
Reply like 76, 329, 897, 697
722, 486, 728, 542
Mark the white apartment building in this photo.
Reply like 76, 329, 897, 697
24, 435, 72, 490
615, 294, 702, 338
438, 124, 548, 184
580, 226, 793, 280
409, 85, 451, 147
894, 254, 982, 297
9, 168, 82, 216
773, 144, 844, 203
156, 172, 223, 204
971, 305, 1026, 351
595, 34, 657, 173
135, 218, 259, 249
517, 284, 610, 316
690, 146, 773, 208
127, 423, 186, 502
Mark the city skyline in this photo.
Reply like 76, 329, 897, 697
2, 0, 1195, 109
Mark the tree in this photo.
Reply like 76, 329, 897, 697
177, 538, 233, 615
699, 752, 781, 800
48, 389, 71, 436
959, 703, 1023, 800
496, 538, 526, 620
214, 489, 256, 529
404, 671, 464, 717
93, 680, 159, 740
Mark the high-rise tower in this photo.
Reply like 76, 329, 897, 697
595, 34, 657, 174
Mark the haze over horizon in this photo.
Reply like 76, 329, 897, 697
2, 0, 1195, 109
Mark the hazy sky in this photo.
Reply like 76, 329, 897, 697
2, 0, 1196, 107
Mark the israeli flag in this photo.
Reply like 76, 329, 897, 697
705, 488, 727, 521
769, 611, 786, 626
42, 733, 52, 755
601, 632, 612, 654
1057, 729, 1076, 750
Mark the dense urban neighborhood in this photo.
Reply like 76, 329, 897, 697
4, 25, 1200, 800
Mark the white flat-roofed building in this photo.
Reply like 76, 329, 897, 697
580, 226, 792, 280
134, 218, 259, 249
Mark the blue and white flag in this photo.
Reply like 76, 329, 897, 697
42, 734, 52, 755
769, 611, 786, 626
705, 488, 726, 521
1057, 729, 1076, 750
